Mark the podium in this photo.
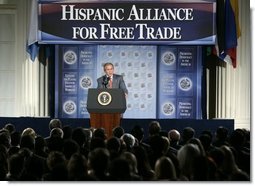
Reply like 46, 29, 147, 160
87, 88, 126, 137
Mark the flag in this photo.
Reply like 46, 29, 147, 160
216, 0, 225, 54
230, 0, 241, 38
214, 0, 241, 68
27, 0, 39, 62
27, 42, 39, 62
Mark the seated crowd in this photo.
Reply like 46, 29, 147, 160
0, 119, 250, 181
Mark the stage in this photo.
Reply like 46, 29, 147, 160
0, 117, 234, 139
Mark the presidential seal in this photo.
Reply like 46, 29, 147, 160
98, 91, 112, 106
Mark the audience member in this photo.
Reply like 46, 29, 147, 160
120, 151, 141, 180
90, 137, 106, 151
21, 127, 36, 139
112, 126, 124, 138
19, 135, 47, 180
199, 133, 215, 154
62, 125, 73, 140
179, 127, 195, 146
34, 136, 48, 158
10, 131, 21, 147
48, 119, 62, 130
148, 121, 161, 136
131, 125, 145, 143
213, 126, 229, 147
120, 133, 136, 152
148, 135, 166, 169
84, 128, 93, 145
220, 145, 249, 180
131, 125, 152, 155
106, 137, 121, 160
161, 136, 180, 178
43, 151, 68, 181
8, 131, 21, 156
4, 123, 15, 134
93, 128, 107, 140
71, 127, 87, 156
108, 158, 133, 181
168, 129, 181, 150
67, 153, 95, 181
154, 156, 177, 180
0, 130, 11, 150
46, 128, 64, 153
0, 144, 8, 180
241, 129, 250, 152
44, 119, 63, 144
177, 143, 200, 180
88, 148, 110, 181
6, 153, 24, 181
62, 139, 80, 160
188, 138, 206, 156
49, 128, 64, 139
132, 146, 155, 181
20, 135, 35, 151
83, 128, 93, 158
229, 129, 250, 175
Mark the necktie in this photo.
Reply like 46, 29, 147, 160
109, 77, 112, 88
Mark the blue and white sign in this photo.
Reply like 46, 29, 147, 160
39, 0, 216, 45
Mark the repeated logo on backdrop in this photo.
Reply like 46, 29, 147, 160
97, 45, 157, 118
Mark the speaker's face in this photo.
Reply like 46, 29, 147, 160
104, 64, 114, 76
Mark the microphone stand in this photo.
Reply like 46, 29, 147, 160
103, 75, 109, 89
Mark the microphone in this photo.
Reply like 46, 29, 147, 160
102, 75, 110, 88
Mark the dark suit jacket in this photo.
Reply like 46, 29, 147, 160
97, 74, 128, 94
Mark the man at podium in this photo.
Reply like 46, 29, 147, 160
97, 63, 128, 96
89, 62, 128, 138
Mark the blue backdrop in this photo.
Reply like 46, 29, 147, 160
55, 45, 202, 119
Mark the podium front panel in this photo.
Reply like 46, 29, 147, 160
87, 88, 126, 113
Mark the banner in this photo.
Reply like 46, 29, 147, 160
157, 46, 202, 118
38, 0, 216, 45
